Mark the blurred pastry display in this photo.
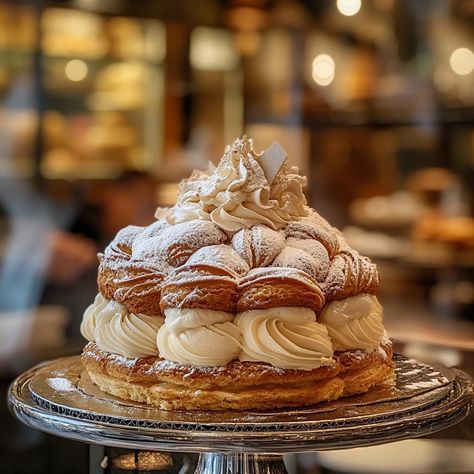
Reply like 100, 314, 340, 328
348, 164, 473, 268
343, 226, 408, 260
409, 215, 474, 266
406, 168, 462, 210
404, 168, 474, 265
0, 6, 164, 180
88, 62, 147, 111
41, 8, 108, 59
412, 215, 474, 249
86, 112, 138, 162
349, 191, 425, 230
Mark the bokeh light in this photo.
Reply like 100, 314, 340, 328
312, 53, 335, 86
449, 47, 474, 76
64, 59, 88, 81
337, 0, 362, 16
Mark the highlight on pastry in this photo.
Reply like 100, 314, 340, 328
81, 136, 393, 411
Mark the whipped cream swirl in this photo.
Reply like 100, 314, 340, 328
157, 308, 241, 366
168, 136, 308, 232
235, 307, 334, 370
80, 293, 109, 342
319, 294, 385, 352
81, 293, 163, 358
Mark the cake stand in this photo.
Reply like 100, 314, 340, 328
8, 354, 473, 474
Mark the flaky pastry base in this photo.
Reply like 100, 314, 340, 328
81, 342, 393, 411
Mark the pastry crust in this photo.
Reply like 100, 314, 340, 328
237, 267, 325, 313
231, 225, 285, 268
81, 342, 393, 411
142, 220, 229, 267
96, 211, 382, 315
320, 248, 379, 301
283, 212, 340, 258
160, 268, 239, 312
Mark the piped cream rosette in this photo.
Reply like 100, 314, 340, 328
235, 307, 334, 370
319, 294, 386, 352
157, 309, 241, 367
81, 293, 163, 358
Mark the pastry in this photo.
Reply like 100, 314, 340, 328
81, 136, 393, 411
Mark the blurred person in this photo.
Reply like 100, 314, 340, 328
40, 171, 159, 336
0, 73, 99, 361
95, 170, 158, 245
0, 180, 99, 359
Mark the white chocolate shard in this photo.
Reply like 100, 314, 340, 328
259, 142, 287, 184
154, 207, 171, 220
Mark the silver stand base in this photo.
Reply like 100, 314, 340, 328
8, 355, 473, 474
195, 453, 287, 474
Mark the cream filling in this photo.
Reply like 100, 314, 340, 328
168, 137, 307, 232
157, 308, 241, 367
80, 293, 108, 342
80, 293, 163, 358
319, 294, 385, 352
81, 295, 387, 367
235, 307, 334, 370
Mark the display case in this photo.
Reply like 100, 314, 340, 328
0, 3, 165, 180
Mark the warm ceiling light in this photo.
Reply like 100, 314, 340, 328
449, 47, 474, 76
312, 53, 335, 86
190, 27, 239, 71
64, 59, 88, 81
337, 0, 362, 16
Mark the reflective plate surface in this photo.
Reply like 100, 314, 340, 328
9, 354, 474, 452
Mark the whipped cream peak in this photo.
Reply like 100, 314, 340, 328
167, 136, 308, 232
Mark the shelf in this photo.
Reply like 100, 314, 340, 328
246, 105, 474, 129
0, 48, 34, 66
42, 52, 163, 68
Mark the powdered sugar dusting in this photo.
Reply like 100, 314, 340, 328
321, 247, 379, 301
239, 267, 319, 291
186, 244, 249, 276
402, 379, 447, 390
273, 245, 321, 281
285, 238, 330, 281
402, 368, 423, 376
88, 137, 394, 374
164, 267, 237, 286
103, 225, 145, 258
47, 377, 75, 392
231, 226, 285, 268
283, 216, 339, 257
132, 220, 228, 267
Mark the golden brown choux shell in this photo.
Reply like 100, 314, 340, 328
160, 267, 238, 313
237, 267, 325, 313
320, 248, 379, 301
231, 225, 285, 268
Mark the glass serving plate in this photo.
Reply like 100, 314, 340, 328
8, 354, 474, 474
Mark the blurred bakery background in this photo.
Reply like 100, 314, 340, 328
0, 0, 473, 473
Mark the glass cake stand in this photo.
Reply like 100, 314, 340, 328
8, 354, 474, 474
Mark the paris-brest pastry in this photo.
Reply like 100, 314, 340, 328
81, 137, 393, 411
